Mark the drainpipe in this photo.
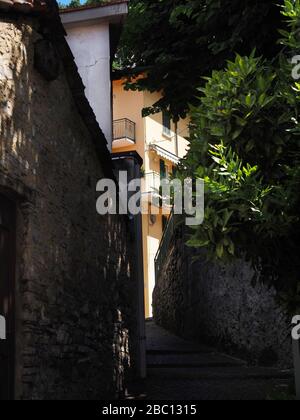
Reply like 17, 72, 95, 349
111, 151, 147, 379
175, 121, 179, 157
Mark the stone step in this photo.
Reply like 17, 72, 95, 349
146, 321, 214, 354
147, 352, 247, 368
144, 373, 291, 401
147, 349, 214, 355
147, 366, 293, 381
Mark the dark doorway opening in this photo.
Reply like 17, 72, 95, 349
0, 194, 16, 400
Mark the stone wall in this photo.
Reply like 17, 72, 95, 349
153, 226, 293, 368
0, 16, 138, 399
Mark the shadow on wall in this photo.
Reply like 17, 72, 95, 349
0, 16, 137, 400
153, 226, 293, 369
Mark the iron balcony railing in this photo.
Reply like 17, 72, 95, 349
143, 171, 161, 195
113, 118, 136, 143
154, 209, 183, 280
142, 172, 174, 210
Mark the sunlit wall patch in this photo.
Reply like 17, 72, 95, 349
0, 315, 5, 340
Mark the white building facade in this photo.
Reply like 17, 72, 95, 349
60, 1, 128, 150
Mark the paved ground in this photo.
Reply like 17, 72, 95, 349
128, 321, 293, 401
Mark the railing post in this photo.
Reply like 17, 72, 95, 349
134, 120, 136, 143
125, 119, 129, 139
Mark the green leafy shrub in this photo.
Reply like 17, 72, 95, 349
180, 1, 300, 313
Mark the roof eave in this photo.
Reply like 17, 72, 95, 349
60, 1, 128, 27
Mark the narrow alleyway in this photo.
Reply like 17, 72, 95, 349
138, 321, 293, 401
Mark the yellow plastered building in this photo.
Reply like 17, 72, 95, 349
113, 78, 190, 318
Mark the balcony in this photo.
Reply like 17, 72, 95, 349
113, 118, 136, 149
143, 171, 161, 197
141, 171, 160, 210
142, 172, 172, 213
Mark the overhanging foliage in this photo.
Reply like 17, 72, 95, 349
118, 0, 282, 119
179, 1, 300, 312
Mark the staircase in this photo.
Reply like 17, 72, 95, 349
145, 321, 293, 400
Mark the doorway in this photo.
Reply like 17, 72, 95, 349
0, 194, 16, 400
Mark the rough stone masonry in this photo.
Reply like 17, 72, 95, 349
153, 225, 293, 369
0, 3, 138, 400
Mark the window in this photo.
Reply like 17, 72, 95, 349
162, 111, 171, 137
160, 159, 166, 180
159, 160, 167, 208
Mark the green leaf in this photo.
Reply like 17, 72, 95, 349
216, 242, 224, 259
